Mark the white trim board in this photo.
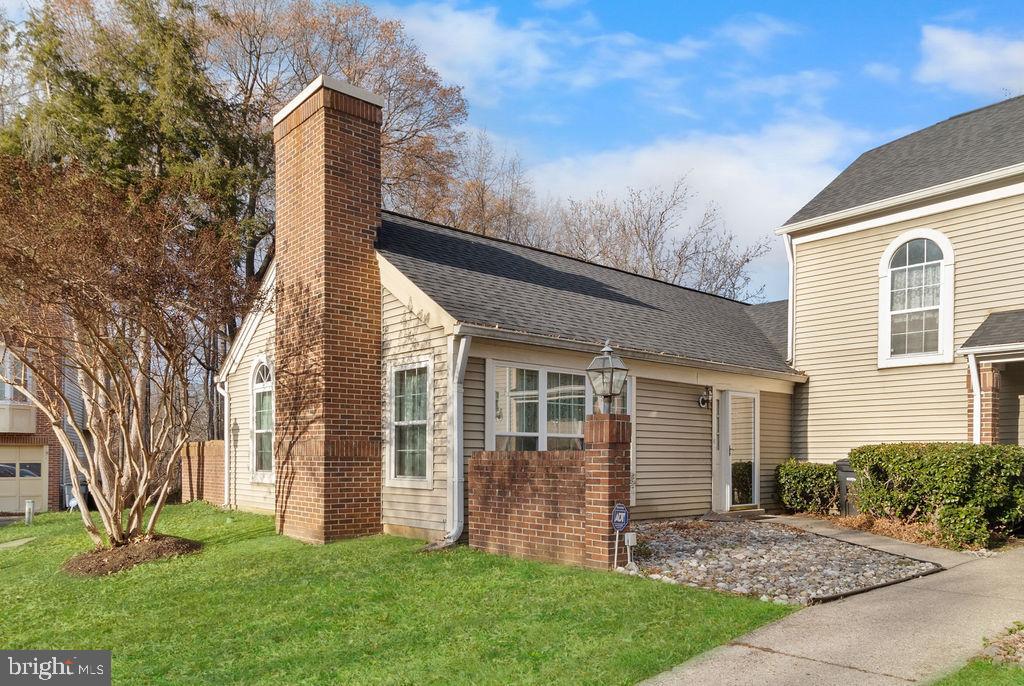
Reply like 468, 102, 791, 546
789, 179, 1024, 246
777, 162, 1024, 237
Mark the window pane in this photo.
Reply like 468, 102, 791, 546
255, 432, 273, 472
890, 289, 906, 311
254, 364, 271, 385
891, 332, 907, 355
395, 424, 427, 477
924, 330, 939, 353
0, 463, 14, 478
907, 287, 922, 309
906, 332, 925, 354
19, 463, 41, 478
395, 367, 427, 422
254, 390, 273, 431
891, 313, 907, 335
924, 263, 941, 285
923, 309, 939, 332
925, 239, 943, 262
907, 311, 924, 332
495, 435, 539, 451
908, 239, 926, 265
547, 372, 585, 436
494, 366, 538, 435
890, 243, 908, 268
892, 268, 907, 290
548, 437, 584, 451
908, 265, 923, 288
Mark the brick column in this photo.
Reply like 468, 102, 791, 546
272, 77, 384, 543
967, 362, 1001, 444
583, 413, 632, 570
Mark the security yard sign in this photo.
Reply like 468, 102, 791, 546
612, 503, 629, 532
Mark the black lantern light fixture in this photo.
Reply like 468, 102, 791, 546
586, 340, 629, 413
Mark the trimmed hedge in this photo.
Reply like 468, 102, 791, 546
848, 443, 1024, 549
776, 459, 839, 514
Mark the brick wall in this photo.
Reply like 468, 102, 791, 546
181, 440, 224, 505
272, 80, 383, 543
469, 451, 587, 565
468, 414, 632, 570
967, 362, 1001, 444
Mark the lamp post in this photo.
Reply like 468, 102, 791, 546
586, 340, 629, 414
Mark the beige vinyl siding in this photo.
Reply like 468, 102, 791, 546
793, 192, 1024, 461
759, 391, 791, 510
225, 301, 275, 514
999, 364, 1024, 445
633, 378, 713, 519
462, 357, 486, 533
381, 288, 448, 537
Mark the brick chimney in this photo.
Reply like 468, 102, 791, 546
272, 76, 384, 543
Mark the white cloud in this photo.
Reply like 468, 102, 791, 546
383, 3, 552, 106
916, 25, 1024, 97
716, 14, 799, 54
721, 69, 837, 108
863, 62, 901, 83
530, 117, 870, 298
534, 0, 585, 9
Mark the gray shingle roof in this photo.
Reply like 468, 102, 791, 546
376, 212, 796, 375
748, 300, 788, 360
962, 309, 1024, 350
786, 96, 1024, 226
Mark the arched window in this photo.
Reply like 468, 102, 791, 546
252, 361, 274, 474
878, 230, 954, 367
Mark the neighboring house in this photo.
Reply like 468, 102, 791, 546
780, 95, 1024, 460
214, 77, 803, 544
0, 354, 81, 514
214, 76, 1024, 545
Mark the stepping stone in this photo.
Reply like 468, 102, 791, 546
0, 537, 35, 550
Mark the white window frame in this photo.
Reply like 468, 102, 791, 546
250, 357, 274, 483
0, 349, 32, 404
485, 359, 634, 452
878, 228, 955, 368
386, 355, 434, 489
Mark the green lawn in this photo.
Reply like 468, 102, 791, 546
0, 503, 791, 685
935, 660, 1024, 685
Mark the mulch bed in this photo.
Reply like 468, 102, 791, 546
62, 535, 202, 576
827, 514, 942, 547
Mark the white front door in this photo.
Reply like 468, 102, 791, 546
715, 391, 758, 511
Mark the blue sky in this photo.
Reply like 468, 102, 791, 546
377, 1, 1024, 299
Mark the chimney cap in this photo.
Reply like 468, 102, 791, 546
272, 75, 385, 127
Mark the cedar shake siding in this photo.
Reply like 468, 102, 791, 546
792, 193, 1024, 461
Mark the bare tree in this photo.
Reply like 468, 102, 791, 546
0, 11, 26, 129
548, 177, 771, 300
0, 156, 252, 548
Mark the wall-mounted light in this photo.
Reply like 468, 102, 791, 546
698, 386, 713, 409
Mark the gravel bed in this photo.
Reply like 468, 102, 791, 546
630, 519, 939, 605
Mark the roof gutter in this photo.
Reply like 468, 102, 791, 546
437, 334, 471, 547
216, 380, 230, 507
775, 161, 1024, 237
453, 323, 807, 383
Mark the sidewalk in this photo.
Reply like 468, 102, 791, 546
642, 520, 1024, 685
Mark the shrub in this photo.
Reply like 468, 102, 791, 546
731, 461, 753, 505
848, 443, 1024, 549
776, 459, 839, 514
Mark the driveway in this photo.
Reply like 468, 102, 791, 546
642, 520, 1024, 685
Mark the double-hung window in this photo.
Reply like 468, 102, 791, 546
390, 360, 431, 485
490, 362, 631, 451
252, 362, 274, 475
878, 230, 954, 368
0, 353, 31, 403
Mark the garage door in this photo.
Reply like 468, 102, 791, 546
0, 446, 48, 514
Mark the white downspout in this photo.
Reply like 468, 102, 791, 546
785, 234, 795, 364
968, 353, 981, 444
441, 334, 472, 545
216, 380, 230, 506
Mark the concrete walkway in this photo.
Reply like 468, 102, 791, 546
643, 521, 1024, 685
